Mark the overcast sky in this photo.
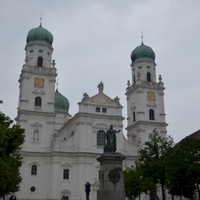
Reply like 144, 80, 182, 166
0, 0, 200, 143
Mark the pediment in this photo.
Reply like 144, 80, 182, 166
61, 189, 71, 194
32, 89, 45, 95
82, 92, 120, 106
80, 86, 122, 107
28, 161, 40, 166
146, 102, 157, 107
90, 95, 112, 105
61, 162, 72, 167
31, 122, 43, 127
93, 123, 109, 129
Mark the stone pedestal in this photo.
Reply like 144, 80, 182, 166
97, 153, 126, 200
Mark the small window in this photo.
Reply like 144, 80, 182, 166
149, 109, 155, 120
147, 72, 151, 82
30, 50, 34, 53
133, 111, 136, 122
97, 130, 106, 146
102, 108, 107, 113
35, 97, 42, 107
98, 170, 101, 180
37, 57, 43, 67
63, 169, 69, 179
96, 107, 100, 112
133, 74, 135, 83
31, 165, 37, 175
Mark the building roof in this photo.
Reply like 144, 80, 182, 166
130, 42, 155, 63
187, 129, 200, 139
26, 24, 53, 46
175, 129, 200, 148
54, 89, 70, 114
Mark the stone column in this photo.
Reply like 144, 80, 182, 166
97, 153, 126, 200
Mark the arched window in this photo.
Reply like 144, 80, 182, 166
97, 130, 105, 146
149, 109, 155, 120
37, 57, 43, 67
133, 111, 136, 122
31, 165, 37, 175
147, 72, 151, 82
35, 97, 42, 107
61, 196, 69, 200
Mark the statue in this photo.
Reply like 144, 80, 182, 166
114, 96, 120, 103
9, 196, 17, 200
98, 81, 104, 92
85, 182, 91, 200
82, 92, 89, 101
104, 125, 121, 153
33, 130, 39, 142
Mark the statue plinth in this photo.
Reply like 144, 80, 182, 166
97, 152, 126, 200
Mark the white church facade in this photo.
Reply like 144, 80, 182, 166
15, 23, 168, 200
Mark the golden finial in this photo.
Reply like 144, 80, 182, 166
141, 32, 143, 44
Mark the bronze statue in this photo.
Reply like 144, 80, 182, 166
105, 125, 120, 152
9, 196, 17, 200
85, 182, 91, 200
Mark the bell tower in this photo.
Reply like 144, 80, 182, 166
125, 41, 168, 146
16, 23, 57, 151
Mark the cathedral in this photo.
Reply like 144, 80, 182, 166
15, 23, 167, 200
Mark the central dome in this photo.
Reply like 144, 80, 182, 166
131, 42, 155, 63
26, 24, 53, 46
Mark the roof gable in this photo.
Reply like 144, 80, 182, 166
81, 92, 121, 107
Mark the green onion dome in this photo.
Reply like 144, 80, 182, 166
26, 24, 53, 46
54, 89, 69, 114
131, 42, 155, 63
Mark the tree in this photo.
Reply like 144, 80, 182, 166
166, 136, 200, 199
124, 162, 156, 199
0, 110, 25, 198
124, 129, 174, 200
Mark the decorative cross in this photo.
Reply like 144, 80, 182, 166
141, 32, 143, 43
40, 13, 42, 26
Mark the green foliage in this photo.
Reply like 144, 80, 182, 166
166, 136, 200, 199
124, 162, 156, 198
0, 111, 25, 197
138, 130, 174, 200
124, 129, 174, 200
124, 129, 200, 200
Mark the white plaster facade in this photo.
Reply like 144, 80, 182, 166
14, 25, 171, 200
126, 60, 168, 146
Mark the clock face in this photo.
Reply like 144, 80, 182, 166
34, 78, 44, 88
147, 92, 155, 101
